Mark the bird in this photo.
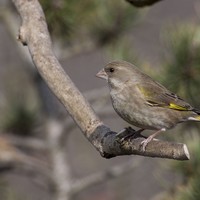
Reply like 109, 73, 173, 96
96, 60, 200, 151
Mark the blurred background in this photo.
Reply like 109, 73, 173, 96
0, 0, 200, 200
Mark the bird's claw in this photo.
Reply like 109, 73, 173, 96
116, 127, 146, 145
140, 139, 149, 151
116, 129, 127, 144
116, 127, 136, 143
140, 135, 154, 151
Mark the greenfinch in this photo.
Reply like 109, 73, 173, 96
96, 61, 200, 150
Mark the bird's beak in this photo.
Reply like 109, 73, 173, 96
96, 68, 108, 80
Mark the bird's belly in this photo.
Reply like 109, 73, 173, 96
111, 92, 177, 130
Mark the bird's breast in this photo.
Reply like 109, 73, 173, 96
110, 88, 179, 130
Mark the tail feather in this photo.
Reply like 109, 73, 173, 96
193, 108, 200, 115
188, 116, 200, 121
187, 109, 200, 121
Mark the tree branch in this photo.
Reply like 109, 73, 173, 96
126, 0, 163, 7
12, 0, 189, 160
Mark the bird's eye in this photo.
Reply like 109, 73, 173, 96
109, 68, 115, 73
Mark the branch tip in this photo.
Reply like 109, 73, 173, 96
183, 144, 190, 160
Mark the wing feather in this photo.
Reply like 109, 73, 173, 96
137, 83, 193, 111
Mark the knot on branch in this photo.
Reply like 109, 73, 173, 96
17, 26, 27, 45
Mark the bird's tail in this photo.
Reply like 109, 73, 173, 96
188, 109, 200, 121
193, 108, 200, 114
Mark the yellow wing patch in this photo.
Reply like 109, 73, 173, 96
168, 103, 188, 111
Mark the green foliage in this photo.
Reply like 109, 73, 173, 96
173, 136, 200, 180
40, 0, 138, 45
161, 25, 200, 107
91, 1, 138, 45
160, 24, 200, 200
164, 137, 200, 200
40, 0, 94, 39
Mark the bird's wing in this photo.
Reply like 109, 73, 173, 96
136, 83, 194, 111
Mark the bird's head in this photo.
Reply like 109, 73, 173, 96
96, 60, 141, 89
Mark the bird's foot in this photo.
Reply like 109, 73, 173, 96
116, 127, 145, 144
140, 136, 153, 151
140, 128, 166, 151
116, 127, 134, 143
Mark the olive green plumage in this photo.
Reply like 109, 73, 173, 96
96, 60, 200, 150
